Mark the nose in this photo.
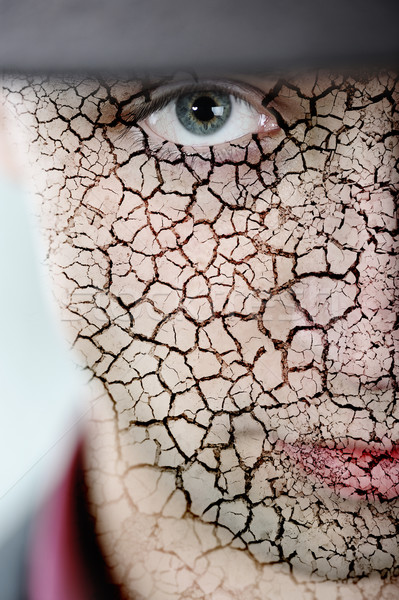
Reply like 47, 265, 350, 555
326, 202, 398, 389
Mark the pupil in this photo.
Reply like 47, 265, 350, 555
191, 96, 219, 122
175, 90, 231, 136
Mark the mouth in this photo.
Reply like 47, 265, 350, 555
279, 441, 399, 501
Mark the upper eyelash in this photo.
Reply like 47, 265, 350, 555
121, 80, 261, 125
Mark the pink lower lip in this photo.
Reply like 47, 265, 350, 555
280, 442, 399, 501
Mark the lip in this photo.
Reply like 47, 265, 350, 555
279, 441, 399, 501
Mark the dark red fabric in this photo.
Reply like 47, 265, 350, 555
28, 445, 121, 600
29, 447, 92, 600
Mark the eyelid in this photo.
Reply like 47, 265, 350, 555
122, 79, 268, 125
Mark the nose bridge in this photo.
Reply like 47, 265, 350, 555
357, 241, 398, 325
329, 194, 399, 385
356, 186, 398, 320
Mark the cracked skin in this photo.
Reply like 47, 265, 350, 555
1, 71, 399, 599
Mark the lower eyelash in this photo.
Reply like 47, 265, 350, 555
151, 135, 258, 166
118, 122, 259, 167
119, 125, 187, 162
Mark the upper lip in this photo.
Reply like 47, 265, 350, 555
279, 439, 399, 500
277, 439, 399, 456
281, 441, 399, 460
329, 445, 399, 460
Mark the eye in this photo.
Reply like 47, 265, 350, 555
139, 85, 280, 147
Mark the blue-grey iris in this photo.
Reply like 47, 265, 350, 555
175, 91, 232, 136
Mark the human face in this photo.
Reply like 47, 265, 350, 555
2, 71, 399, 599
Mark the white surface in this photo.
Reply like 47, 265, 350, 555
0, 173, 86, 543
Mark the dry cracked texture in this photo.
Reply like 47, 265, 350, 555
2, 71, 399, 600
